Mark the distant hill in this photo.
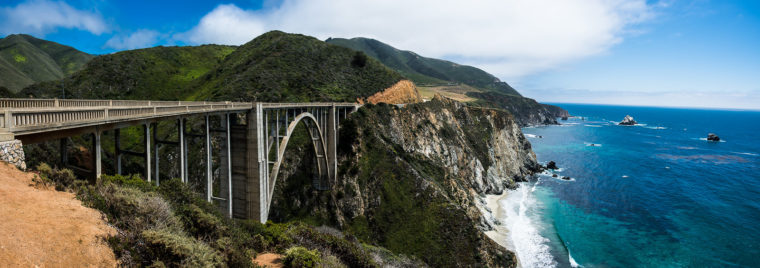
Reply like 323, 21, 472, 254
23, 31, 404, 103
22, 45, 236, 100
0, 34, 94, 92
326, 37, 521, 96
327, 37, 569, 126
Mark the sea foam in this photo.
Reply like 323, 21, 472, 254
500, 180, 557, 268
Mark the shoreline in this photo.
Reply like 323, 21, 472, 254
483, 191, 517, 253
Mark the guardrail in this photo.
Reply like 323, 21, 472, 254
0, 98, 247, 109
0, 99, 361, 132
0, 104, 253, 129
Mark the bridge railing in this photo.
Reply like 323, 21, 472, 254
0, 104, 253, 129
0, 98, 246, 109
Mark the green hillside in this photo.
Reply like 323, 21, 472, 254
326, 37, 521, 96
23, 31, 403, 103
191, 31, 403, 102
0, 34, 94, 92
22, 45, 236, 100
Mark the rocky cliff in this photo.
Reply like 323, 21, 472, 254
468, 91, 569, 126
270, 95, 541, 267
360, 79, 422, 104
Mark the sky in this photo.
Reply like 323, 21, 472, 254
1, 0, 758, 110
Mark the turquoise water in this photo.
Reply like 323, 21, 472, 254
510, 104, 760, 267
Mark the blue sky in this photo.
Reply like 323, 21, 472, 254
1, 0, 758, 109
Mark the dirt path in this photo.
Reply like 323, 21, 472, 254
253, 253, 284, 268
0, 162, 117, 267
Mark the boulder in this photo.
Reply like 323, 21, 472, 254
707, 133, 720, 141
546, 161, 558, 170
619, 115, 637, 125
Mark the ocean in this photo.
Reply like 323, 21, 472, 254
502, 103, 760, 267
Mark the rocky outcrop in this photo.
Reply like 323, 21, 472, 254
270, 94, 540, 267
466, 91, 570, 126
619, 115, 637, 125
707, 133, 720, 141
0, 140, 26, 170
360, 79, 422, 104
546, 161, 558, 170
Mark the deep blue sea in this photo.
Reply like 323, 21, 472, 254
505, 103, 760, 267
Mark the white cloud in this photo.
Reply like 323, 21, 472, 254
105, 29, 160, 50
175, 4, 268, 46
178, 0, 655, 80
0, 0, 107, 36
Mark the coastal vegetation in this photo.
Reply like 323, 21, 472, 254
32, 163, 418, 267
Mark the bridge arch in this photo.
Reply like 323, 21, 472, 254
266, 112, 331, 209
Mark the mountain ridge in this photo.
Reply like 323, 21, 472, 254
326, 37, 522, 96
0, 34, 94, 92
327, 36, 569, 125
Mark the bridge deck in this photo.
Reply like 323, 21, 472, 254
0, 98, 359, 142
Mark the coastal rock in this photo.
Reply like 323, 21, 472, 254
707, 133, 720, 141
619, 115, 637, 125
546, 161, 558, 170
561, 176, 571, 181
552, 174, 558, 178
561, 116, 568, 120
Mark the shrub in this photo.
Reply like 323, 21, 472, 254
35, 163, 76, 191
284, 246, 321, 268
142, 228, 223, 267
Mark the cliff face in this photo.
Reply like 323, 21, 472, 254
360, 79, 422, 104
467, 91, 569, 126
270, 95, 541, 267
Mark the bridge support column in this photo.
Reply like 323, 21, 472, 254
244, 104, 268, 223
114, 129, 121, 175
327, 105, 337, 181
93, 131, 101, 180
205, 115, 212, 202
225, 113, 233, 217
180, 118, 188, 183
145, 124, 151, 182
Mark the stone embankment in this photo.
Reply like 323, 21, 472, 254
0, 139, 26, 170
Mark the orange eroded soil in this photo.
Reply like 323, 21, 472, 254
0, 162, 117, 267
253, 252, 285, 268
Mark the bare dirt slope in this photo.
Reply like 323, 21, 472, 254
253, 253, 284, 268
0, 162, 116, 267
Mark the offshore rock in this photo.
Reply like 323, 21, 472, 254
546, 161, 558, 170
619, 115, 637, 125
707, 133, 720, 141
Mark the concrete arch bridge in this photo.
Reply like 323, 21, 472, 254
0, 99, 359, 223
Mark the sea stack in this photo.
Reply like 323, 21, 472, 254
546, 161, 558, 170
707, 133, 720, 141
619, 115, 637, 125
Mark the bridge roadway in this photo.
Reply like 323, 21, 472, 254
0, 98, 360, 223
